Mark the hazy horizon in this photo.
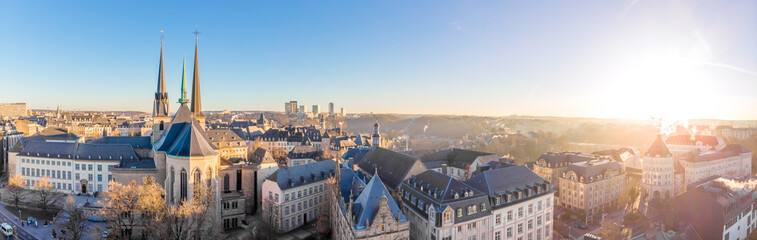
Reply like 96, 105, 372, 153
2, 1, 756, 120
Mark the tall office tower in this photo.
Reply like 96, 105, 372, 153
340, 108, 345, 116
328, 102, 334, 116
299, 105, 306, 113
312, 105, 320, 114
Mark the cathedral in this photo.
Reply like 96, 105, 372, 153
112, 37, 250, 231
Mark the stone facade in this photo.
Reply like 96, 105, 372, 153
0, 103, 27, 118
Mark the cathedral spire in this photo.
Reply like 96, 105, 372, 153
153, 33, 169, 117
190, 29, 203, 117
179, 56, 189, 104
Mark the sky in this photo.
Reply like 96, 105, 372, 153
1, 1, 756, 120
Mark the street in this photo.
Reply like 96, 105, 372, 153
0, 208, 38, 240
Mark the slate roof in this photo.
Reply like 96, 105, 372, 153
564, 159, 624, 183
592, 147, 638, 162
19, 141, 139, 161
250, 147, 276, 165
352, 174, 407, 229
682, 144, 751, 163
400, 170, 491, 225
154, 104, 218, 158
358, 147, 428, 190
118, 158, 157, 169
206, 129, 246, 148
267, 160, 335, 190
666, 134, 721, 147
675, 178, 757, 240
466, 166, 550, 198
646, 134, 672, 157
91, 136, 152, 149
537, 152, 595, 167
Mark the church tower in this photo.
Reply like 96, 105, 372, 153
191, 36, 206, 129
372, 121, 381, 148
152, 39, 171, 143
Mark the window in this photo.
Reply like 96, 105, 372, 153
495, 231, 502, 240
507, 227, 513, 237
537, 216, 542, 226
285, 206, 289, 215
508, 210, 513, 221
97, 174, 102, 181
496, 214, 502, 225
75, 173, 80, 180
444, 210, 452, 222
528, 219, 533, 229
88, 164, 93, 171
457, 209, 462, 217
518, 207, 523, 218
528, 204, 533, 214
88, 174, 93, 181
97, 165, 102, 171
518, 223, 523, 233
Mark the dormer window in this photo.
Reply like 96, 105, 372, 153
457, 209, 462, 217
455, 193, 459, 199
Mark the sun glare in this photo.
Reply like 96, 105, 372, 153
599, 50, 712, 122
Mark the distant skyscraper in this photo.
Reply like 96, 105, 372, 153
328, 102, 334, 116
340, 107, 345, 116
312, 105, 320, 114
285, 101, 298, 114
299, 105, 305, 113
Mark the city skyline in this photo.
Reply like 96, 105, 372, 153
2, 1, 756, 120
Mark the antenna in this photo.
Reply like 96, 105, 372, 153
160, 30, 165, 44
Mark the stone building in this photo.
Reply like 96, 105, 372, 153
206, 128, 247, 161
642, 134, 676, 201
559, 158, 625, 222
0, 103, 27, 119
329, 162, 409, 240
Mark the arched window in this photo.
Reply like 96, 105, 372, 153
194, 169, 202, 184
224, 174, 230, 192
169, 167, 175, 203
180, 169, 188, 201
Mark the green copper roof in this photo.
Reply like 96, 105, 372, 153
179, 56, 189, 103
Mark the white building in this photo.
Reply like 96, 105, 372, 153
676, 178, 757, 240
400, 170, 492, 240
642, 135, 676, 200
12, 141, 133, 194
467, 166, 554, 240
261, 160, 334, 232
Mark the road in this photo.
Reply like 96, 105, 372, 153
0, 208, 38, 240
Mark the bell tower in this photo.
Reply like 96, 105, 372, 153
152, 32, 171, 143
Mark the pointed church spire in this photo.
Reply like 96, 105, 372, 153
153, 32, 169, 117
190, 30, 203, 117
179, 56, 189, 103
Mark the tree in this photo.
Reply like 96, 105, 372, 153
33, 175, 63, 216
100, 180, 140, 239
316, 213, 330, 238
596, 218, 628, 240
57, 195, 87, 240
161, 183, 217, 240
5, 174, 28, 211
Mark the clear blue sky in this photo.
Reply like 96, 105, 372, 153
1, 1, 756, 119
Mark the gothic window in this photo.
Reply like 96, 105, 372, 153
224, 174, 230, 192
180, 169, 188, 201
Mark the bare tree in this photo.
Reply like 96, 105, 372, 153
5, 174, 28, 211
33, 175, 63, 216
597, 218, 628, 240
161, 183, 216, 240
57, 195, 87, 240
100, 180, 140, 239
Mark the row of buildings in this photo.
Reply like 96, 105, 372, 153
261, 146, 556, 240
284, 100, 346, 117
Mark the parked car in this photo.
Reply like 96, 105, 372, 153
0, 223, 12, 237
27, 217, 37, 227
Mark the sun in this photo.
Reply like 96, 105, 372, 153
598, 51, 712, 121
